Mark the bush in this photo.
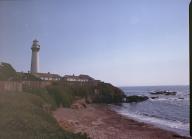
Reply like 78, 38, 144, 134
93, 82, 125, 103
0, 62, 41, 81
0, 62, 17, 80
26, 88, 57, 109
47, 85, 74, 107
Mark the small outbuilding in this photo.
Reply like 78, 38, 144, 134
32, 72, 61, 81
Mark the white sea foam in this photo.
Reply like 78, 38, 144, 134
114, 109, 190, 137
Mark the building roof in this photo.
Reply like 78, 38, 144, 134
79, 74, 94, 80
63, 74, 94, 80
63, 75, 77, 78
32, 72, 61, 78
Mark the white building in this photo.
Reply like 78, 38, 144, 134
32, 72, 61, 81
62, 74, 94, 82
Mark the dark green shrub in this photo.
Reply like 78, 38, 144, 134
47, 85, 74, 107
26, 88, 57, 108
0, 62, 17, 80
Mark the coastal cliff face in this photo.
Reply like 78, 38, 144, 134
0, 62, 125, 107
47, 81, 125, 107
0, 62, 125, 139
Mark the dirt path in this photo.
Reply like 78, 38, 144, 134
53, 104, 191, 139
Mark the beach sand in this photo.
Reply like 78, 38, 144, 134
53, 104, 191, 139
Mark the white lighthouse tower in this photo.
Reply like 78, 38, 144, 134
31, 39, 40, 73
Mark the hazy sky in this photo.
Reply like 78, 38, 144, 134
0, 0, 189, 86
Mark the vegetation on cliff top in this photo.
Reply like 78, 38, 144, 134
0, 62, 40, 81
0, 62, 18, 80
47, 81, 125, 107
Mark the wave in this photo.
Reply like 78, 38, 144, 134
111, 107, 190, 137
149, 97, 188, 101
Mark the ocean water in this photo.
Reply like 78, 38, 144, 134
111, 85, 190, 137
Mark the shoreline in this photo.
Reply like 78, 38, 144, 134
53, 104, 191, 139
109, 104, 189, 137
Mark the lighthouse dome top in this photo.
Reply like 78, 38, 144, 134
33, 39, 38, 42
31, 39, 40, 51
32, 39, 40, 46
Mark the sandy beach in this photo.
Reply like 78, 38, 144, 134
53, 104, 191, 139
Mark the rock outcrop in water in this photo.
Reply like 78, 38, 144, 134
150, 96, 159, 99
150, 91, 176, 96
124, 95, 149, 103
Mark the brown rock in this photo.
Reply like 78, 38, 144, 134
71, 98, 87, 109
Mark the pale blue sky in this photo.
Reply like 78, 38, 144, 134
0, 0, 189, 86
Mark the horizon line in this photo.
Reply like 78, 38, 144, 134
118, 84, 189, 87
